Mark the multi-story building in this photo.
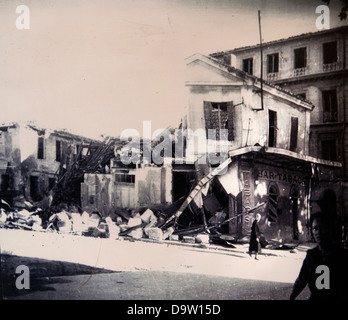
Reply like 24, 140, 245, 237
181, 53, 341, 243
0, 121, 101, 205
209, 25, 348, 240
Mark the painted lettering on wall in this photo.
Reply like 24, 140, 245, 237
257, 169, 305, 186
242, 171, 253, 234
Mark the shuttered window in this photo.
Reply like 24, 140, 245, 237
203, 101, 234, 141
268, 110, 277, 147
37, 137, 44, 159
290, 117, 298, 151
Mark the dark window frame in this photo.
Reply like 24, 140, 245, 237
323, 41, 337, 64
37, 137, 44, 160
115, 173, 135, 184
290, 117, 299, 152
268, 110, 277, 147
267, 53, 279, 74
242, 58, 253, 75
321, 139, 338, 161
322, 89, 338, 122
204, 101, 234, 141
56, 140, 61, 162
294, 47, 307, 69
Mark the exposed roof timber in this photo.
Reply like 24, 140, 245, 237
0, 122, 18, 129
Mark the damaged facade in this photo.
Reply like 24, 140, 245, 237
0, 121, 101, 205
179, 53, 341, 243
210, 25, 348, 241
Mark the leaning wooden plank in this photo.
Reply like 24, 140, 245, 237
118, 222, 148, 236
161, 157, 232, 229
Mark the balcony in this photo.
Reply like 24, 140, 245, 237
323, 62, 340, 72
267, 72, 279, 82
293, 67, 306, 77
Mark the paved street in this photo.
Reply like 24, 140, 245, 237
2, 268, 310, 300
1, 229, 312, 300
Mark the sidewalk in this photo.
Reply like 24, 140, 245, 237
0, 228, 310, 283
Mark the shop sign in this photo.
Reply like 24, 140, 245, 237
257, 169, 305, 186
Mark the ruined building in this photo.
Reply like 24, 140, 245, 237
209, 25, 348, 241
180, 53, 341, 243
0, 121, 101, 206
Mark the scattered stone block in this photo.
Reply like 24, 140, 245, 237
195, 233, 210, 244
144, 227, 163, 241
163, 227, 174, 240
105, 217, 120, 239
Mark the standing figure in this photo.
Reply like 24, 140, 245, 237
249, 213, 262, 260
290, 211, 348, 300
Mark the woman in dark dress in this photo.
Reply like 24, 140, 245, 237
249, 213, 262, 260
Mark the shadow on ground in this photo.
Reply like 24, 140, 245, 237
1, 254, 116, 298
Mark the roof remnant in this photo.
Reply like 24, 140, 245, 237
188, 54, 314, 107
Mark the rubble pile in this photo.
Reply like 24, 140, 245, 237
0, 198, 178, 243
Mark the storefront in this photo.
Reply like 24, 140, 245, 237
217, 147, 341, 243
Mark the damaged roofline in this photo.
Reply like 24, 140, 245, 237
228, 146, 342, 168
185, 53, 313, 110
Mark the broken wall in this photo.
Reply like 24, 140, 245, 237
0, 124, 22, 203
81, 166, 172, 215
217, 157, 310, 243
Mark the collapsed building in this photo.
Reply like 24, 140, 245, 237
159, 53, 342, 244
1, 28, 345, 245
78, 53, 342, 245
0, 121, 102, 206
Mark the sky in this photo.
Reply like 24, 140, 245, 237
0, 0, 347, 139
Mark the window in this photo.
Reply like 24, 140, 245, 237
37, 137, 44, 159
268, 110, 277, 147
321, 139, 337, 161
323, 41, 337, 64
290, 117, 298, 152
115, 173, 135, 184
243, 58, 253, 75
322, 90, 338, 122
204, 101, 234, 141
267, 53, 279, 73
294, 47, 307, 69
56, 140, 61, 162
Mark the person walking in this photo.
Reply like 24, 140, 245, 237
249, 213, 262, 260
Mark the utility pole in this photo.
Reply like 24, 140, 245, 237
258, 10, 264, 111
